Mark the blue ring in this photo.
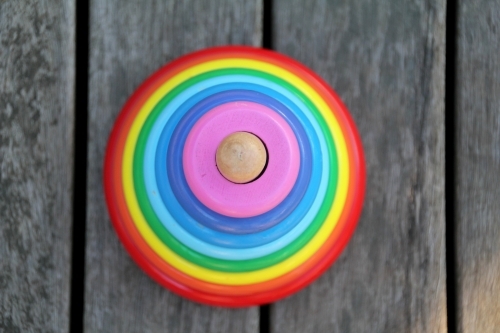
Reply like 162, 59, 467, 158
143, 75, 329, 260
167, 89, 310, 235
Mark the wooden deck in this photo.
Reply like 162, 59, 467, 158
1, 0, 499, 332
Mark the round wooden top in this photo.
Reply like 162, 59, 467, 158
216, 132, 267, 184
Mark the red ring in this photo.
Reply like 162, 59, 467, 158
104, 46, 366, 306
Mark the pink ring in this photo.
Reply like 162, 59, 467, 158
183, 101, 300, 218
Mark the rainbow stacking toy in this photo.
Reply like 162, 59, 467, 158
104, 46, 366, 307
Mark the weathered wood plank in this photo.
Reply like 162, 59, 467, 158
271, 1, 447, 332
0, 1, 75, 332
456, 2, 500, 332
85, 1, 262, 332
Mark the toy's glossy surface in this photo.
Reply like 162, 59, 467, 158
104, 46, 366, 307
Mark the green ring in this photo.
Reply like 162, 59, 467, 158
132, 68, 338, 272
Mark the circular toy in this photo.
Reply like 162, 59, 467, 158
104, 46, 366, 307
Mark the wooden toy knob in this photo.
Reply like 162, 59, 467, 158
216, 132, 267, 184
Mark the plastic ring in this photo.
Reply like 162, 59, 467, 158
142, 82, 332, 260
183, 101, 300, 217
104, 46, 366, 307
121, 58, 348, 283
167, 87, 315, 239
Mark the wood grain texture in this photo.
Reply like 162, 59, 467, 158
85, 1, 261, 332
456, 1, 500, 332
0, 1, 75, 332
271, 1, 447, 332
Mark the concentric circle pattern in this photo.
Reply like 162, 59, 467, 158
104, 46, 366, 307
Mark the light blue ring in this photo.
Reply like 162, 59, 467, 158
143, 75, 329, 260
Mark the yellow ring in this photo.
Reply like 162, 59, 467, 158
122, 59, 349, 285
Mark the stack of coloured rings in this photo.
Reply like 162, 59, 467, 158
104, 46, 366, 307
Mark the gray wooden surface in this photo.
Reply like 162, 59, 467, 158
0, 1, 75, 332
2, 0, 500, 332
84, 1, 262, 332
456, 1, 500, 332
270, 1, 447, 332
